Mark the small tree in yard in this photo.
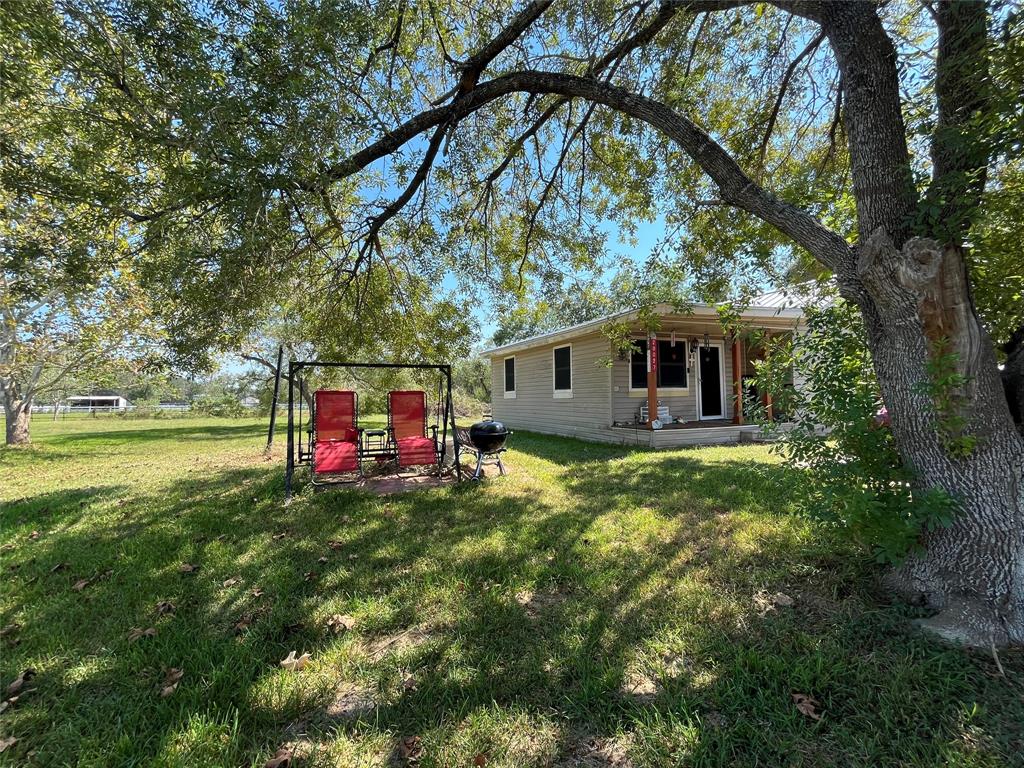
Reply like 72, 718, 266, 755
754, 301, 959, 567
6, 1, 1023, 644
1, 195, 156, 445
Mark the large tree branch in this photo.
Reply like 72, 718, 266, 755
471, 0, 691, 220
354, 121, 448, 274
305, 69, 852, 271
797, 2, 918, 245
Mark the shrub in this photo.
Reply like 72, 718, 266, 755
754, 300, 956, 564
192, 395, 247, 418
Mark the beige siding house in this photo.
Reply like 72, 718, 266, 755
484, 293, 804, 447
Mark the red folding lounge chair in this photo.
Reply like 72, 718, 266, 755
388, 390, 439, 470
313, 390, 361, 477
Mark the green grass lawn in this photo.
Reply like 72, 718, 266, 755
1, 416, 1021, 767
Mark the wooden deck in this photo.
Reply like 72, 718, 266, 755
608, 420, 766, 447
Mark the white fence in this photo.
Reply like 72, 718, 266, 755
31, 404, 192, 414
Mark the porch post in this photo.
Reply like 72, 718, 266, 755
732, 333, 744, 425
647, 331, 658, 429
759, 332, 774, 421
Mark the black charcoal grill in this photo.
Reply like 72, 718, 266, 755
459, 420, 511, 480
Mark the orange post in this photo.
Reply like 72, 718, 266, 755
647, 331, 658, 429
732, 334, 744, 425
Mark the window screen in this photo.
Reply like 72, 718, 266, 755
630, 341, 648, 389
553, 346, 572, 391
504, 357, 516, 392
658, 340, 687, 388
630, 339, 688, 388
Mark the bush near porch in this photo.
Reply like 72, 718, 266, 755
0, 417, 1021, 766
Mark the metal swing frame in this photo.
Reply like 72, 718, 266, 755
285, 360, 462, 500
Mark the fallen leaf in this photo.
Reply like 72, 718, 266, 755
222, 576, 241, 588
49, 562, 67, 573
178, 563, 198, 574
127, 627, 157, 643
303, 571, 317, 583
279, 651, 311, 671
6, 669, 35, 697
397, 735, 423, 763
400, 672, 417, 692
251, 588, 265, 598
326, 614, 356, 634
473, 754, 488, 767
0, 696, 16, 714
160, 667, 184, 697
72, 578, 90, 591
0, 624, 19, 638
792, 692, 822, 721
327, 541, 343, 550
317, 556, 328, 565
234, 616, 253, 635
155, 601, 176, 615
0, 736, 17, 753
264, 747, 293, 768
28, 531, 40, 540
348, 554, 359, 561
772, 592, 795, 608
273, 532, 288, 541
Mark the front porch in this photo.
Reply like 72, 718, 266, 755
608, 321, 792, 430
608, 419, 770, 447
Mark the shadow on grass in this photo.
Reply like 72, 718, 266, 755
1, 432, 1021, 766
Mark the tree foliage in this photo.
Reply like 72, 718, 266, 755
754, 301, 956, 564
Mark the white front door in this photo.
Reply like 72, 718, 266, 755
697, 342, 725, 420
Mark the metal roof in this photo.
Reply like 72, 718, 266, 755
745, 283, 828, 309
481, 293, 806, 357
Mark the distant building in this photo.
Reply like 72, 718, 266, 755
66, 394, 130, 412
240, 396, 260, 409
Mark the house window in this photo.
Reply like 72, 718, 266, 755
553, 344, 572, 396
503, 356, 516, 398
659, 340, 688, 388
630, 339, 688, 389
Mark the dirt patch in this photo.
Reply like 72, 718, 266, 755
325, 681, 377, 721
619, 672, 660, 704
701, 709, 728, 729
515, 589, 566, 619
556, 733, 634, 767
659, 650, 693, 680
753, 589, 796, 616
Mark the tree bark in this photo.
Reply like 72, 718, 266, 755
800, 2, 1024, 646
851, 231, 1024, 647
3, 394, 32, 446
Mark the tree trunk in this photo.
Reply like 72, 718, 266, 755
3, 395, 32, 446
851, 231, 1024, 647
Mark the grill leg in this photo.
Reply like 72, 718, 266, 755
472, 453, 484, 481
496, 455, 506, 476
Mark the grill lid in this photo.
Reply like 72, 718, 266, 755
470, 420, 508, 435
